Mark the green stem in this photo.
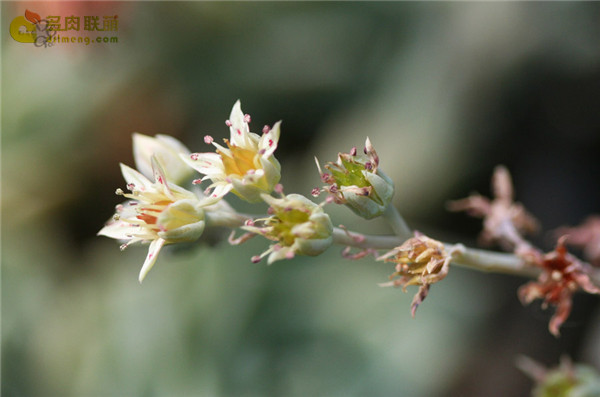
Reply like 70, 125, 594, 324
332, 227, 404, 249
382, 205, 412, 240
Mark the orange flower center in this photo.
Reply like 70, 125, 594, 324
218, 139, 257, 177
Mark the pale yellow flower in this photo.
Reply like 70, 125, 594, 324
98, 157, 211, 282
242, 193, 333, 264
182, 100, 281, 203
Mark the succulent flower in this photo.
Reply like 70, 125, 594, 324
518, 236, 600, 336
242, 193, 333, 264
132, 133, 194, 185
518, 356, 600, 397
182, 100, 281, 203
378, 233, 461, 316
98, 157, 211, 282
314, 138, 394, 219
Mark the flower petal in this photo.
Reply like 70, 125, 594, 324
139, 238, 166, 283
133, 133, 192, 183
229, 100, 250, 147
259, 121, 281, 158
151, 156, 174, 200
120, 163, 154, 191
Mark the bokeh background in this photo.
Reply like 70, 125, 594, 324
3, 2, 600, 396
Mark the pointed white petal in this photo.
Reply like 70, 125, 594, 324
139, 238, 166, 283
120, 163, 154, 191
97, 220, 140, 240
229, 100, 250, 146
151, 156, 173, 199
259, 121, 281, 158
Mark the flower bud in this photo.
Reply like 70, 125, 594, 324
243, 193, 333, 264
315, 137, 393, 219
133, 133, 194, 185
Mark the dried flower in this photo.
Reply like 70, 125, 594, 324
518, 236, 600, 336
98, 157, 212, 282
556, 216, 600, 266
378, 233, 462, 316
132, 133, 194, 185
314, 137, 394, 219
242, 193, 333, 264
182, 100, 281, 203
448, 165, 539, 252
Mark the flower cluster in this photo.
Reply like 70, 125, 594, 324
99, 100, 600, 345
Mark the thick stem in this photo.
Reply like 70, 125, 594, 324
331, 227, 600, 283
332, 227, 404, 250
382, 205, 412, 240
449, 245, 540, 278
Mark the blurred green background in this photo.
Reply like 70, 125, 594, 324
3, 2, 600, 396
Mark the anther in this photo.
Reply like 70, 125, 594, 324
244, 114, 251, 123
115, 188, 124, 195
190, 153, 200, 161
225, 120, 232, 127
262, 125, 270, 134
204, 135, 214, 144
350, 147, 357, 156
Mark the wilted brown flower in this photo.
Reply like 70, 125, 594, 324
556, 216, 600, 267
518, 236, 600, 337
448, 165, 539, 253
378, 233, 462, 317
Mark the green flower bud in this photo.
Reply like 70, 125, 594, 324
315, 137, 394, 219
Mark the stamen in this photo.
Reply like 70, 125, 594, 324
244, 114, 251, 123
350, 147, 357, 156
115, 188, 124, 195
193, 179, 203, 184
274, 184, 284, 194
126, 183, 136, 191
251, 255, 261, 263
204, 135, 214, 144
311, 188, 321, 197
190, 153, 200, 161
225, 120, 232, 127
262, 125, 270, 134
